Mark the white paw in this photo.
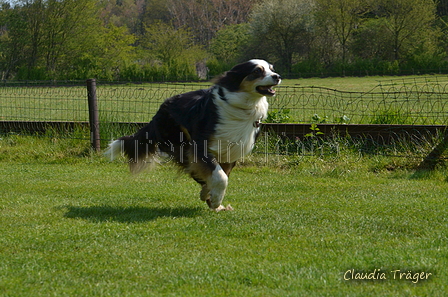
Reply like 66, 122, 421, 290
210, 204, 234, 212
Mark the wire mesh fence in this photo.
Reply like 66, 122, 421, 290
274, 77, 448, 125
1, 77, 448, 125
0, 83, 88, 122
0, 77, 447, 159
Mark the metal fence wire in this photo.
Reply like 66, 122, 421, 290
0, 84, 88, 122
1, 77, 448, 126
275, 77, 448, 125
1, 78, 448, 156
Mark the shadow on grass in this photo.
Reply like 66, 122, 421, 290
63, 205, 203, 223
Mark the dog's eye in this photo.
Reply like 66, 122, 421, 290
253, 68, 263, 75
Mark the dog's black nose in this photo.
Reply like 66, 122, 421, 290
272, 74, 281, 82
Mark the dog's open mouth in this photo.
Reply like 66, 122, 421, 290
256, 85, 277, 96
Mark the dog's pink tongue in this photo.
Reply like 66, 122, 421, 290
260, 86, 275, 94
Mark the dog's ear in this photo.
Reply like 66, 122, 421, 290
214, 70, 245, 92
214, 61, 256, 92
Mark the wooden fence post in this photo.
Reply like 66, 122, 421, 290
87, 79, 100, 152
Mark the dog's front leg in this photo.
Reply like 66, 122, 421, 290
209, 165, 228, 207
189, 145, 233, 211
205, 165, 233, 211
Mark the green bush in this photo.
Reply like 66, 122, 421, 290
266, 109, 291, 123
371, 110, 408, 125
206, 58, 233, 78
16, 66, 48, 80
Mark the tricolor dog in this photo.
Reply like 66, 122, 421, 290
105, 59, 281, 211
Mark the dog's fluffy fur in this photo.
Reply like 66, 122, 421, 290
105, 59, 281, 211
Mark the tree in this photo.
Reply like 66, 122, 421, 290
350, 17, 391, 61
139, 22, 207, 80
0, 0, 46, 78
315, 0, 366, 64
0, 0, 136, 79
0, 3, 27, 78
373, 0, 437, 61
167, 0, 256, 46
208, 23, 251, 75
71, 24, 136, 80
209, 23, 250, 65
141, 0, 171, 26
99, 0, 145, 35
41, 0, 101, 76
250, 0, 315, 73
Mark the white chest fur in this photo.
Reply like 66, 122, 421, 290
209, 89, 269, 163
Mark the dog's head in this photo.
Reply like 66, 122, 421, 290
215, 59, 281, 97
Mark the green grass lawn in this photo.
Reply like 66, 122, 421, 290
1, 136, 447, 296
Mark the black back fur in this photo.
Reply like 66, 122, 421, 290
119, 88, 219, 171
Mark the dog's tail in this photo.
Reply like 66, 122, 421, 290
104, 123, 158, 174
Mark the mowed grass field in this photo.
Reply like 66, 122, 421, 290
1, 135, 447, 296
